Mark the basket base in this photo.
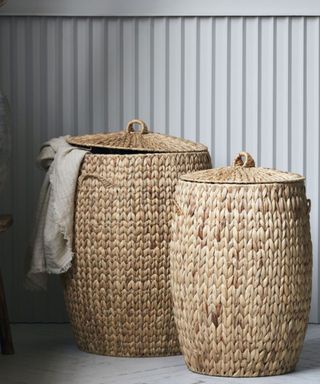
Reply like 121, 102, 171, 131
76, 343, 182, 358
186, 364, 296, 378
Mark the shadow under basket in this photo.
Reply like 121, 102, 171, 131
62, 119, 211, 356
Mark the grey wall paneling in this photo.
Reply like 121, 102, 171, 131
0, 16, 319, 322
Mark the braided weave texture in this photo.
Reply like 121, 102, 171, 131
170, 180, 312, 376
63, 151, 211, 357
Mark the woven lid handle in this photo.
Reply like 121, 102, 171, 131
126, 119, 149, 134
233, 152, 255, 168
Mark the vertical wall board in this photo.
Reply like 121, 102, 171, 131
0, 16, 319, 322
214, 17, 229, 167
244, 17, 259, 162
168, 18, 182, 138
153, 18, 167, 134
198, 17, 213, 155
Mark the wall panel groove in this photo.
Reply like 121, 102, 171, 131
0, 16, 319, 322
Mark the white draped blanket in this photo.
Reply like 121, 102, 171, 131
27, 136, 88, 289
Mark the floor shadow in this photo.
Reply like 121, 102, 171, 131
1, 325, 319, 384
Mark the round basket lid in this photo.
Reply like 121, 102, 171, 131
67, 119, 207, 153
181, 151, 304, 184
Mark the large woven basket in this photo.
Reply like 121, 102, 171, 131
170, 152, 312, 376
63, 119, 211, 357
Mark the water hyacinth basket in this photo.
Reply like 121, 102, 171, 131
63, 119, 211, 357
170, 151, 312, 376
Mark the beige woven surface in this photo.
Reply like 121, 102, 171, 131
181, 151, 304, 184
170, 152, 312, 376
67, 119, 207, 153
63, 149, 211, 357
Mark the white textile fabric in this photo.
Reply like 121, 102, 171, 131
27, 136, 88, 289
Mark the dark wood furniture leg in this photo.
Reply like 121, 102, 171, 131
0, 214, 14, 354
0, 269, 14, 354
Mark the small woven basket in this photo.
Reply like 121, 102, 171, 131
63, 119, 211, 357
170, 152, 312, 376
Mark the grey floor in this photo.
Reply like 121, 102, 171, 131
0, 325, 319, 384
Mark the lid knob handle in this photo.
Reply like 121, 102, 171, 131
126, 119, 149, 134
233, 152, 255, 168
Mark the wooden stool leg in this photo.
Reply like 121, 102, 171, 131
0, 269, 14, 354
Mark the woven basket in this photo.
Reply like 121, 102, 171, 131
63, 119, 211, 357
170, 152, 312, 376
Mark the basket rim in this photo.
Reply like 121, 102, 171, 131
81, 149, 210, 157
67, 132, 208, 153
179, 176, 305, 186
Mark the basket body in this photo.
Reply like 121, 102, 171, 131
63, 151, 211, 357
170, 180, 312, 376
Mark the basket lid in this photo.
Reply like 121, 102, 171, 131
67, 119, 207, 153
181, 151, 304, 184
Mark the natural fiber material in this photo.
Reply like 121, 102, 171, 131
63, 123, 211, 357
67, 119, 207, 153
170, 152, 312, 377
181, 151, 304, 184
